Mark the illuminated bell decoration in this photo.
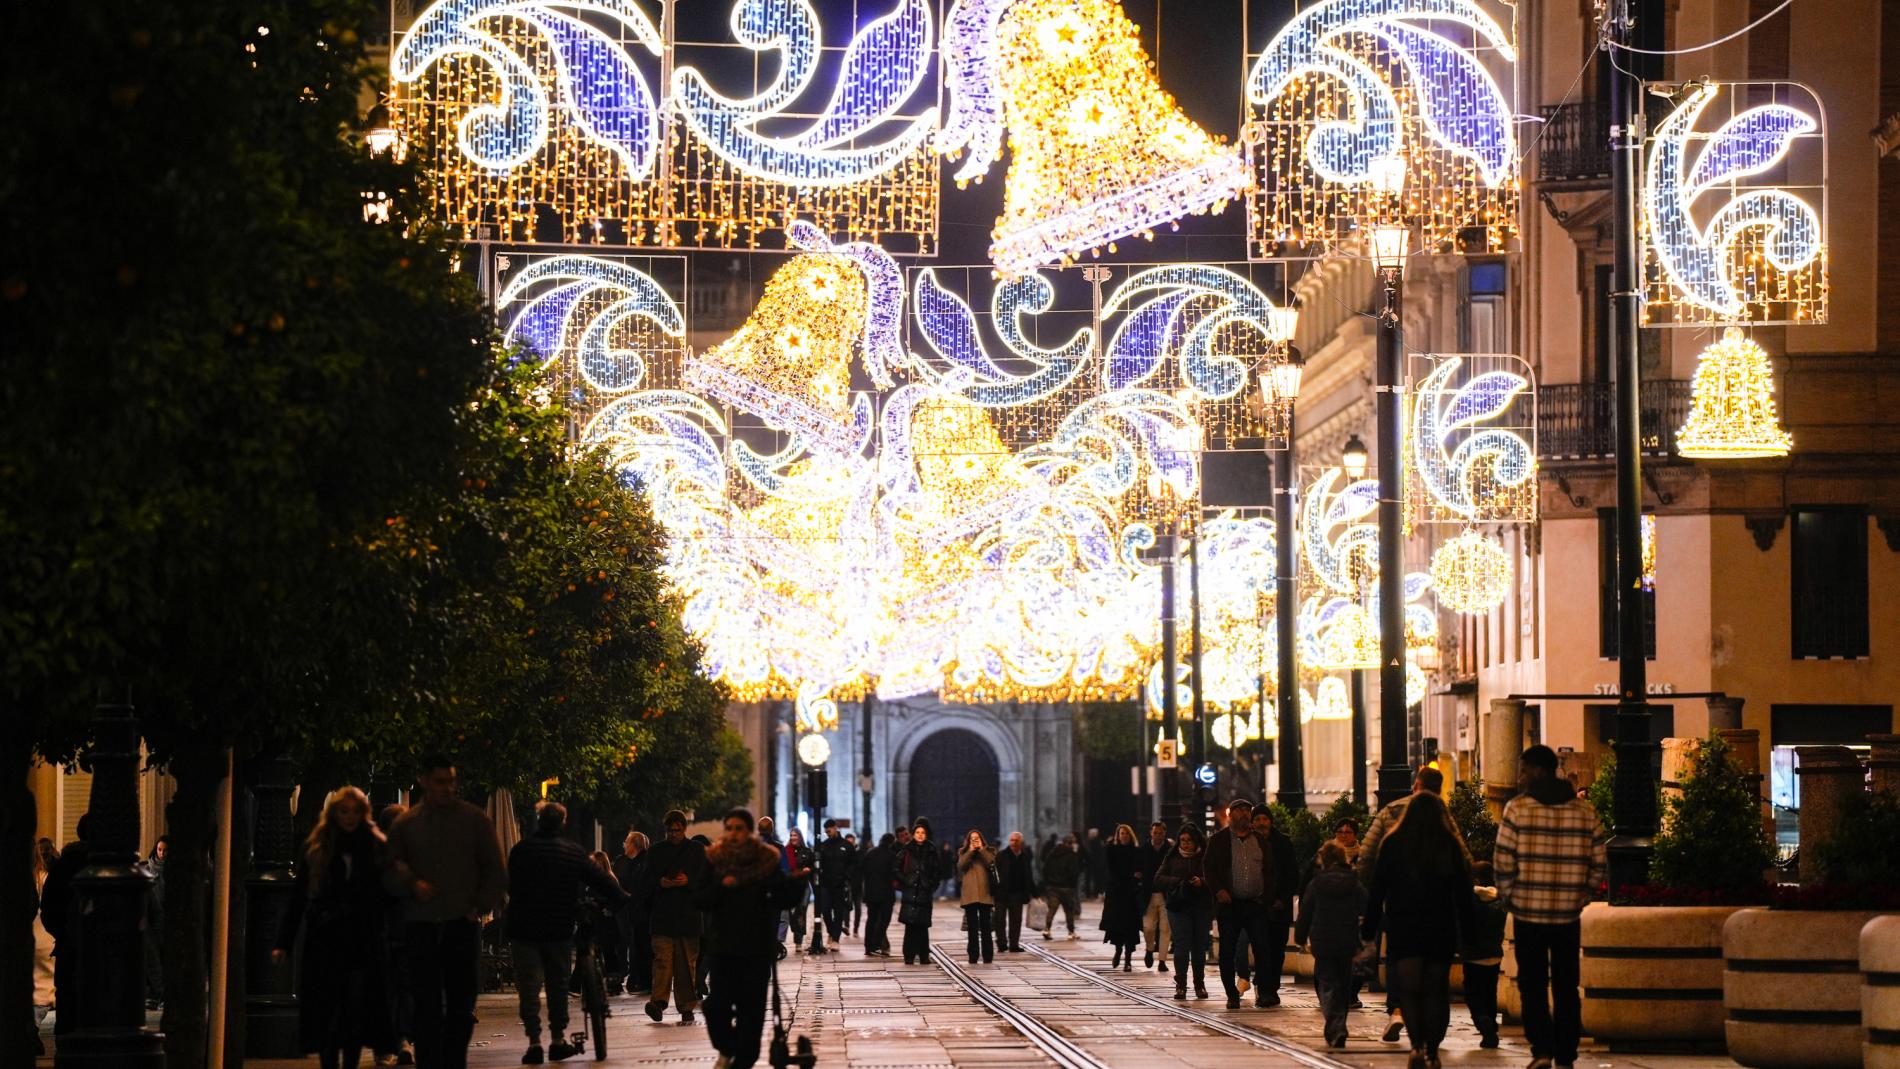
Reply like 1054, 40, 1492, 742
1676, 328, 1793, 459
797, 733, 832, 768
1429, 530, 1512, 615
944, 0, 1249, 275
684, 254, 867, 456
1309, 676, 1352, 720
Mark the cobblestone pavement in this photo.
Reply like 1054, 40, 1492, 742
49, 901, 1747, 1069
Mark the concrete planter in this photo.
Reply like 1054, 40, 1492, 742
1866, 915, 1900, 1069
1580, 902, 1740, 1046
1724, 908, 1890, 1068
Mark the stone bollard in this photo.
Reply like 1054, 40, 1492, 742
1706, 695, 1745, 732
1869, 734, 1900, 798
1795, 746, 1863, 884
1660, 737, 1694, 830
1482, 699, 1526, 814
1717, 728, 1771, 856
1865, 914, 1900, 1069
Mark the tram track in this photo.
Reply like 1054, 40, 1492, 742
928, 942, 1102, 1069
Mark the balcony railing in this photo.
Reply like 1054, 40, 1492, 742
1537, 380, 1692, 459
1538, 102, 1612, 183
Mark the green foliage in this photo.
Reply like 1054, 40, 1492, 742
1267, 803, 1325, 869
1316, 793, 1372, 840
1586, 751, 1616, 831
1807, 789, 1900, 892
1448, 778, 1498, 862
1648, 734, 1772, 897
1074, 701, 1144, 762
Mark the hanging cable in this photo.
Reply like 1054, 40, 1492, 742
1607, 0, 1792, 54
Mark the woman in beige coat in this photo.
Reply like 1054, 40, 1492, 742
957, 830, 998, 964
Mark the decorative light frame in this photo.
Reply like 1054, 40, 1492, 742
1405, 353, 1538, 525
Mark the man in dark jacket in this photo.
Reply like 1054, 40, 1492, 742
644, 810, 708, 1024
38, 814, 93, 1036
857, 833, 898, 956
1248, 807, 1301, 1007
699, 809, 797, 1069
506, 802, 627, 1064
611, 830, 651, 995
991, 832, 1038, 952
1039, 834, 1082, 938
812, 819, 853, 954
1203, 798, 1278, 1009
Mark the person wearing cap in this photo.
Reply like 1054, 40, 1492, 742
1202, 798, 1277, 1009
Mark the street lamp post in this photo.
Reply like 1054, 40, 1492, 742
1369, 205, 1414, 808
1188, 516, 1209, 826
1606, 0, 1660, 890
1159, 513, 1180, 825
1265, 345, 1307, 810
1342, 433, 1371, 806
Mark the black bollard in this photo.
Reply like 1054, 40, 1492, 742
243, 751, 301, 1057
56, 704, 165, 1068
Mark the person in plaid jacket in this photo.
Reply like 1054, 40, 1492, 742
1495, 745, 1608, 1069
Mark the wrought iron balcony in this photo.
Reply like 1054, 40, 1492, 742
1537, 102, 1613, 183
1537, 380, 1692, 459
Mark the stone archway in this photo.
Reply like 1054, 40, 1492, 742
905, 727, 1001, 841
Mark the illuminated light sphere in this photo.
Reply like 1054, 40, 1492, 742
1211, 713, 1239, 749
945, 0, 1249, 274
1429, 530, 1512, 615
797, 732, 832, 768
1676, 328, 1793, 459
1310, 676, 1352, 721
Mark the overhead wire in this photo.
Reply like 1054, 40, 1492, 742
1608, 0, 1792, 55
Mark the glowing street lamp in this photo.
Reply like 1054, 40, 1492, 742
1342, 434, 1369, 480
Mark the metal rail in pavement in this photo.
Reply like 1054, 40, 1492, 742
929, 941, 1104, 1069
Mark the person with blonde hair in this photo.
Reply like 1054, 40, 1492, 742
1100, 824, 1144, 971
273, 786, 396, 1069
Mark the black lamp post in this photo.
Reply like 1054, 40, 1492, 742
1341, 433, 1372, 806
1266, 351, 1307, 810
244, 752, 299, 1058
1369, 206, 1414, 808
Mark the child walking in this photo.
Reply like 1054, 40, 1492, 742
1296, 841, 1370, 1049
1463, 860, 1507, 1048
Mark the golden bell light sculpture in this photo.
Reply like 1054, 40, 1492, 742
685, 253, 869, 456
940, 0, 1249, 276
1676, 327, 1793, 459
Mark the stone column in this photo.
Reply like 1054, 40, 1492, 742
1867, 734, 1900, 797
1795, 745, 1864, 884
1482, 699, 1526, 814
56, 705, 165, 1069
1717, 728, 1770, 856
244, 753, 300, 1057
1705, 695, 1745, 732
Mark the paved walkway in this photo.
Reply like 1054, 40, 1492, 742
41, 901, 1747, 1068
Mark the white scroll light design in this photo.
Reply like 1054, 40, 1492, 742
393, 0, 664, 175
1301, 467, 1379, 595
1409, 355, 1535, 522
671, 0, 940, 186
1245, 0, 1518, 189
1645, 82, 1823, 320
497, 256, 684, 394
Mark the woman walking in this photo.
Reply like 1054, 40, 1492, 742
1154, 824, 1211, 1000
272, 787, 396, 1069
1361, 792, 1474, 1069
898, 819, 940, 965
780, 829, 816, 952
957, 830, 997, 964
1100, 824, 1143, 971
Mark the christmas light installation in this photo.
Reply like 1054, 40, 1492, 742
1643, 82, 1827, 325
1408, 354, 1537, 524
1244, 0, 1520, 255
1675, 327, 1793, 459
497, 255, 686, 396
939, 0, 1249, 275
1428, 528, 1512, 614
391, 0, 942, 249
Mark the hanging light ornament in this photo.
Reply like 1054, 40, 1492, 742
797, 732, 833, 767
940, 0, 1249, 275
1429, 529, 1512, 615
1676, 327, 1793, 459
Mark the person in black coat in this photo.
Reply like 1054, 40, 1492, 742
644, 810, 709, 1023
1362, 791, 1475, 1068
1100, 825, 1144, 970
1247, 807, 1301, 1007
812, 820, 853, 953
611, 830, 651, 995
271, 788, 397, 1069
505, 803, 628, 1063
39, 814, 92, 1038
698, 809, 799, 1069
991, 832, 1038, 952
897, 818, 941, 964
857, 833, 898, 957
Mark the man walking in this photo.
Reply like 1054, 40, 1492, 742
813, 819, 853, 954
612, 830, 652, 996
857, 833, 897, 956
387, 755, 507, 1069
505, 802, 628, 1064
1038, 834, 1082, 939
992, 832, 1038, 952
1138, 820, 1171, 972
701, 808, 796, 1069
1203, 798, 1275, 1010
1246, 808, 1299, 1006
1496, 745, 1608, 1069
644, 810, 708, 1024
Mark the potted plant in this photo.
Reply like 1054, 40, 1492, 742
1582, 734, 1770, 1047
1724, 781, 1900, 1069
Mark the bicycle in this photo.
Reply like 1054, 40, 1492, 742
569, 939, 609, 1061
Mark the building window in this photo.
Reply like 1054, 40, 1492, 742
1598, 510, 1656, 659
1462, 260, 1508, 353
1791, 508, 1869, 658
